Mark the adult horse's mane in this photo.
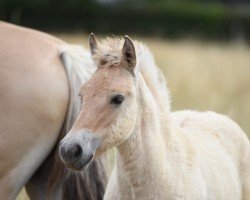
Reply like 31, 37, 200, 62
44, 44, 107, 199
93, 37, 171, 113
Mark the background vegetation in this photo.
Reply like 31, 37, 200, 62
1, 0, 250, 41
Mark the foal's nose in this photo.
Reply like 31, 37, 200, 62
59, 130, 101, 170
59, 143, 83, 163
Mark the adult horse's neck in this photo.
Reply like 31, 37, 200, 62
116, 75, 169, 199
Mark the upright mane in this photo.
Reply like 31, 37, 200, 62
92, 37, 171, 114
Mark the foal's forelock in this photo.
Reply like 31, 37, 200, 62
90, 37, 135, 67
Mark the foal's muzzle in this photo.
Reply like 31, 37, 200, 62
59, 130, 100, 170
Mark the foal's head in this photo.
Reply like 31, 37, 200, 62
59, 35, 141, 170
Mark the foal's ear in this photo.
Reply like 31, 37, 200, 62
89, 33, 98, 55
122, 36, 136, 70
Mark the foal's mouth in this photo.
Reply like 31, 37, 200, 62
75, 155, 93, 170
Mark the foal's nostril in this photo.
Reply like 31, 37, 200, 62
73, 144, 83, 159
59, 143, 83, 163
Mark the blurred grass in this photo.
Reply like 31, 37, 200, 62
17, 34, 250, 200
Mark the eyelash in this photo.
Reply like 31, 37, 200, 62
78, 94, 82, 104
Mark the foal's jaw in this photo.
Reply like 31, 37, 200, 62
59, 130, 101, 170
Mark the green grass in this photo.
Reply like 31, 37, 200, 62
17, 34, 250, 199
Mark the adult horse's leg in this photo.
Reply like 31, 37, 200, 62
0, 22, 69, 199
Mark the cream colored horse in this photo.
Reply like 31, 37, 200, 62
59, 34, 250, 200
0, 22, 107, 199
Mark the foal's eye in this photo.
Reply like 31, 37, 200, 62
111, 95, 124, 105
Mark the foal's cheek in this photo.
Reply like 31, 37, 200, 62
93, 98, 135, 152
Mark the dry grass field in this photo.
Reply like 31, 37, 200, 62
17, 34, 250, 199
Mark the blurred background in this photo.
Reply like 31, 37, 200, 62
0, 0, 250, 40
1, 0, 250, 41
1, 0, 249, 199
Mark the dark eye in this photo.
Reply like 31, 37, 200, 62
111, 94, 124, 105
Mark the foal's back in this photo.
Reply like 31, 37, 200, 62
171, 110, 250, 199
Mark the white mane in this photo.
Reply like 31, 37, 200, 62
92, 37, 171, 113
136, 43, 171, 113
60, 44, 96, 132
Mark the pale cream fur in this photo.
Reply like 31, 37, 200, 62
79, 37, 250, 200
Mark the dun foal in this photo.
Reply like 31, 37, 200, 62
59, 35, 250, 199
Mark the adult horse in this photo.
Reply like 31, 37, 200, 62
59, 35, 250, 199
0, 21, 107, 199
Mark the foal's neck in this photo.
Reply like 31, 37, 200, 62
116, 77, 169, 199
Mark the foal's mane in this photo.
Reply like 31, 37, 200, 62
93, 37, 171, 113
46, 44, 107, 200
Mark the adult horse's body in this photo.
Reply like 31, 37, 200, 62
60, 35, 250, 199
0, 21, 107, 199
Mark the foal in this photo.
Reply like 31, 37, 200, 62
59, 35, 250, 200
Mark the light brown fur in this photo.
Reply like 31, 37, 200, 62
0, 21, 68, 198
0, 22, 107, 199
